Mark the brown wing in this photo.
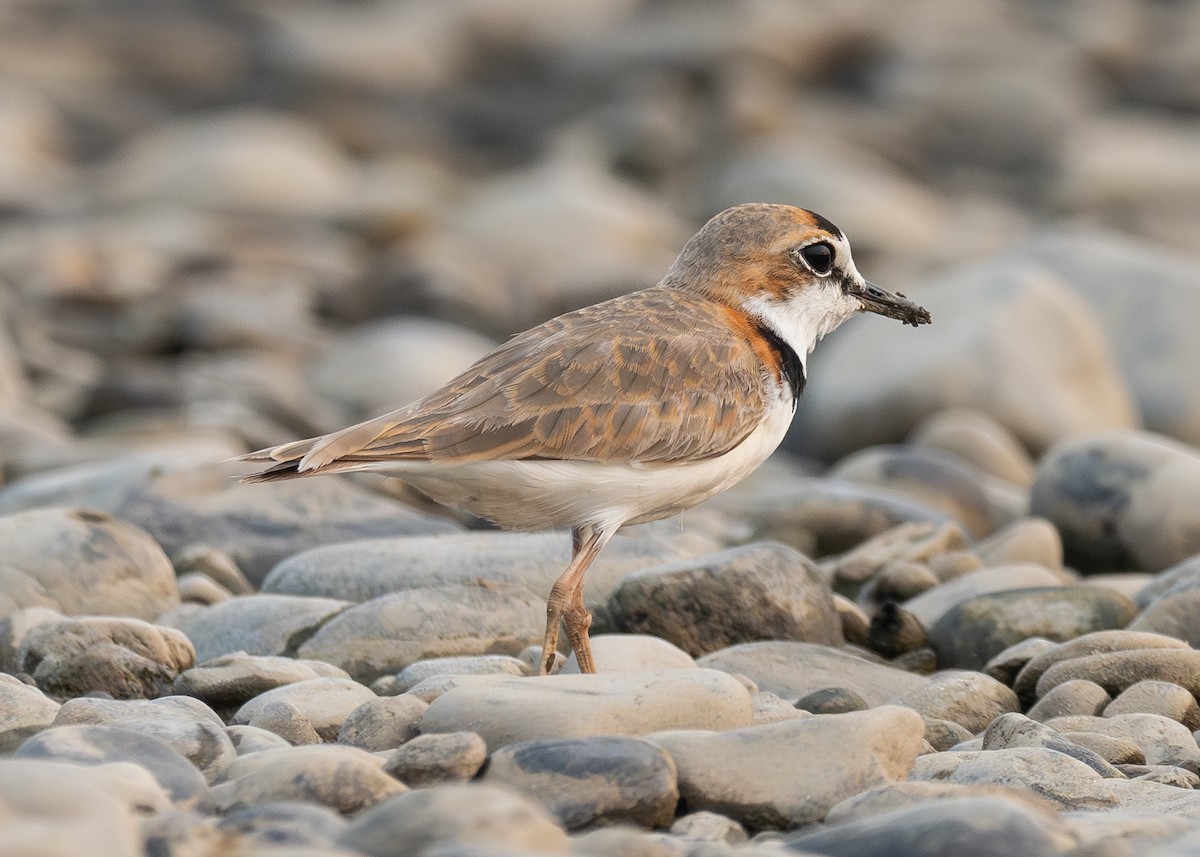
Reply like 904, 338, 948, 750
243, 287, 774, 475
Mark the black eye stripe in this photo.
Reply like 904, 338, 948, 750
798, 242, 834, 275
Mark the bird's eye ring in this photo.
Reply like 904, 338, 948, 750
796, 241, 835, 276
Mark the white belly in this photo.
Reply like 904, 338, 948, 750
384, 396, 795, 531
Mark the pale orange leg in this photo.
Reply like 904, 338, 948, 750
539, 525, 612, 675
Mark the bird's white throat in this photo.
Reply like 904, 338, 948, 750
744, 282, 862, 368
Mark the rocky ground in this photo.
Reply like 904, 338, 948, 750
4, 1, 1200, 856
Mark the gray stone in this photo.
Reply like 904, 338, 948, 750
18, 615, 194, 699
791, 259, 1135, 460
217, 801, 349, 850
0, 507, 178, 621
928, 586, 1138, 670
1029, 430, 1200, 572
0, 606, 63, 674
786, 796, 1066, 857
295, 584, 546, 682
1105, 680, 1200, 729
337, 693, 428, 751
1035, 649, 1200, 702
608, 541, 841, 657
212, 745, 406, 815
1130, 587, 1200, 648
52, 695, 235, 782
173, 651, 351, 707
649, 706, 925, 830
385, 655, 530, 694
0, 759, 145, 857
923, 717, 974, 752
559, 634, 696, 674
0, 457, 456, 585
239, 699, 323, 745
828, 445, 1024, 538
669, 811, 747, 845
338, 784, 570, 857
982, 637, 1058, 687
1027, 680, 1111, 722
1133, 554, 1200, 608
982, 713, 1125, 778
165, 593, 350, 663
0, 673, 59, 751
421, 669, 753, 749
1043, 713, 1200, 774
795, 687, 869, 715
974, 518, 1064, 570
697, 642, 926, 706
908, 409, 1037, 486
910, 748, 1119, 810
1119, 765, 1200, 788
16, 723, 212, 810
1012, 631, 1189, 705
263, 528, 713, 619
902, 565, 1065, 630
383, 731, 488, 787
1062, 732, 1145, 766
821, 521, 971, 590
225, 724, 291, 755
232, 677, 376, 742
889, 670, 1019, 733
482, 737, 678, 830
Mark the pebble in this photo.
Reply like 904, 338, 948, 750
828, 445, 1025, 538
697, 641, 926, 706
1062, 732, 1146, 766
232, 677, 377, 742
482, 736, 679, 830
0, 672, 60, 751
1034, 648, 1200, 701
51, 695, 235, 782
1104, 680, 1200, 729
974, 518, 1065, 569
0, 507, 179, 621
786, 796, 1068, 857
382, 731, 488, 787
1012, 630, 1190, 704
911, 747, 1120, 810
982, 713, 1125, 778
928, 585, 1138, 670
1130, 585, 1200, 647
212, 745, 406, 815
225, 724, 291, 756
165, 593, 350, 663
982, 637, 1058, 686
420, 669, 753, 749
337, 693, 428, 751
1027, 680, 1111, 722
1043, 713, 1200, 773
16, 723, 212, 811
337, 784, 570, 857
173, 651, 351, 708
648, 706, 925, 830
607, 541, 841, 656
217, 801, 349, 850
558, 634, 696, 674
907, 409, 1037, 486
901, 564, 1065, 630
1029, 429, 1200, 572
890, 670, 1019, 733
381, 654, 530, 695
0, 759, 146, 857
18, 614, 195, 699
821, 521, 971, 590
669, 811, 748, 844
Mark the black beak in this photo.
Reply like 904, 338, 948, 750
853, 281, 931, 327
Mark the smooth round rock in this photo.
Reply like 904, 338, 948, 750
173, 651, 351, 708
165, 593, 351, 663
786, 796, 1065, 857
51, 695, 235, 782
383, 731, 488, 787
1104, 680, 1200, 729
910, 748, 1119, 810
0, 673, 60, 751
982, 637, 1058, 687
928, 586, 1138, 670
16, 724, 212, 811
1012, 630, 1189, 704
1043, 713, 1200, 773
697, 642, 926, 705
0, 507, 179, 621
482, 737, 679, 830
981, 713, 1124, 778
420, 669, 753, 750
902, 565, 1065, 630
1035, 649, 1200, 701
889, 670, 1019, 734
217, 801, 349, 850
648, 706, 925, 830
337, 693, 428, 751
225, 724, 291, 756
231, 677, 377, 742
559, 634, 696, 674
18, 615, 195, 699
338, 784, 570, 857
1027, 680, 1111, 722
384, 655, 530, 694
607, 541, 842, 656
909, 409, 1037, 486
974, 518, 1064, 570
669, 811, 748, 844
212, 745, 406, 815
1062, 732, 1146, 766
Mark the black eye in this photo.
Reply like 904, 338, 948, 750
798, 242, 834, 275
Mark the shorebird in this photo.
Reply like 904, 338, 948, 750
240, 203, 931, 674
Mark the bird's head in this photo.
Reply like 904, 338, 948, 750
666, 203, 931, 358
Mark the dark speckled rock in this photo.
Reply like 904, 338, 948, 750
482, 736, 678, 830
